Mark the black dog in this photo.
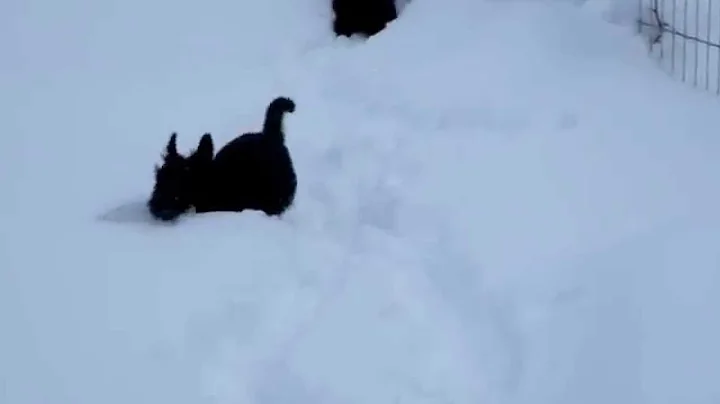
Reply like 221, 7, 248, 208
147, 96, 297, 222
332, 0, 397, 38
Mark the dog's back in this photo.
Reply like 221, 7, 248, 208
333, 0, 397, 37
206, 98, 297, 216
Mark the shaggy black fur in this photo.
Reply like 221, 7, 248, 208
332, 0, 397, 38
147, 96, 297, 222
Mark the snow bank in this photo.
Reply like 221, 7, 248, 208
516, 215, 720, 404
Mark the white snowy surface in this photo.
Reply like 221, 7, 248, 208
2, 0, 720, 403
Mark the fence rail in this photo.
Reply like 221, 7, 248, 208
637, 0, 720, 94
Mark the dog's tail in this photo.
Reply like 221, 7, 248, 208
262, 96, 296, 140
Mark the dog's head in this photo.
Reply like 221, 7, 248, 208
148, 133, 214, 222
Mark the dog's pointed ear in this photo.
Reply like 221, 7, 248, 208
165, 133, 178, 157
193, 133, 214, 161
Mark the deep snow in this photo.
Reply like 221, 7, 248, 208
2, 0, 720, 403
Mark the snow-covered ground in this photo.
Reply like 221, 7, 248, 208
2, 0, 720, 403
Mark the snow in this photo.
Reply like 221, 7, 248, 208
2, 0, 720, 403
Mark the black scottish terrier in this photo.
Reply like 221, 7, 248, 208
147, 96, 297, 222
332, 0, 397, 38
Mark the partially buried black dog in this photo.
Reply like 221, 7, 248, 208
332, 0, 397, 38
147, 96, 297, 222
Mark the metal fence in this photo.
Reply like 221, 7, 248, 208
637, 0, 720, 94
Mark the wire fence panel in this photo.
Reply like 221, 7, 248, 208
638, 0, 720, 94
